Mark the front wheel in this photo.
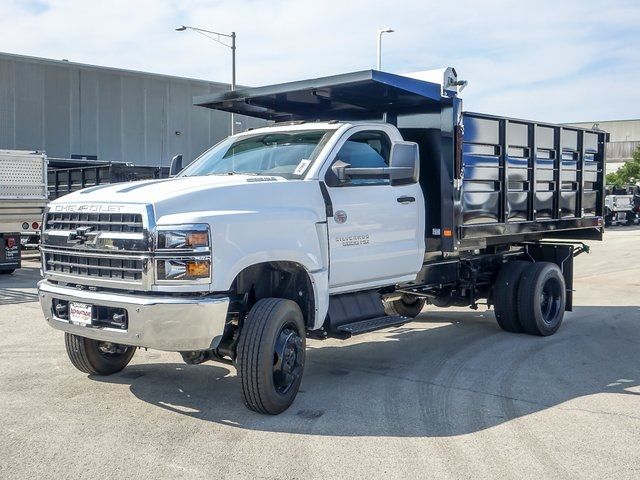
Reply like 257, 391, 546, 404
0, 269, 15, 275
384, 294, 426, 318
64, 333, 136, 375
237, 298, 306, 414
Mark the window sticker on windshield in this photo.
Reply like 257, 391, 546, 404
294, 159, 311, 176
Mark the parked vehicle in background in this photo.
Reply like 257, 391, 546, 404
605, 185, 637, 226
37, 69, 607, 414
48, 162, 168, 201
632, 185, 640, 218
0, 150, 48, 274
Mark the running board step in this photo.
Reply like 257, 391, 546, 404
337, 315, 408, 335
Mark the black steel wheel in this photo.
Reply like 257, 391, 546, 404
517, 262, 566, 336
237, 298, 306, 414
493, 260, 530, 333
384, 294, 426, 318
64, 333, 136, 375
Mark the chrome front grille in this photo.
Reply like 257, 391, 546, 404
44, 250, 144, 282
45, 212, 144, 233
41, 204, 152, 290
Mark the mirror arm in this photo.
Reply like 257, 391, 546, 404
345, 166, 414, 180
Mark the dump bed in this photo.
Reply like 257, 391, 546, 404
456, 113, 605, 244
194, 69, 606, 252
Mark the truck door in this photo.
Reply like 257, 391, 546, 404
323, 128, 425, 292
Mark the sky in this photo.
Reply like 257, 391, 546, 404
1, 0, 639, 123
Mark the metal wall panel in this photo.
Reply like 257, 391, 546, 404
167, 81, 190, 164
14, 61, 45, 150
0, 53, 256, 167
79, 69, 99, 158
0, 59, 15, 147
121, 76, 145, 163
143, 78, 167, 167
97, 73, 123, 161
44, 65, 72, 157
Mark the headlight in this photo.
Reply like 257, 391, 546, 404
158, 228, 209, 250
155, 224, 211, 283
157, 259, 211, 280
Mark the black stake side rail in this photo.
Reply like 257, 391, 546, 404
453, 112, 607, 249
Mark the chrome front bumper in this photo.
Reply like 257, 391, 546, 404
38, 280, 229, 352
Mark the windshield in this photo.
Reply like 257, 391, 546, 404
180, 129, 335, 179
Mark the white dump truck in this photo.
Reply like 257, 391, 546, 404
38, 70, 606, 414
0, 150, 48, 274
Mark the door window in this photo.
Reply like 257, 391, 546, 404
333, 130, 392, 185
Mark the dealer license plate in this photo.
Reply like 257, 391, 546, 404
69, 302, 93, 326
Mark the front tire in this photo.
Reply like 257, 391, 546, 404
517, 262, 566, 336
64, 333, 136, 375
237, 298, 306, 414
0, 269, 15, 275
384, 294, 426, 318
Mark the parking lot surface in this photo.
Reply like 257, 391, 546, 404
1, 228, 639, 479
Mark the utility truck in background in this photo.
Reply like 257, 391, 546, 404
37, 69, 607, 414
1, 150, 48, 274
604, 185, 637, 226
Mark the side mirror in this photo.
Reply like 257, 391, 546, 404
330, 160, 351, 185
389, 141, 420, 186
169, 154, 183, 177
325, 141, 420, 187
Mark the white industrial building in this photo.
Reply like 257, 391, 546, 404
0, 51, 263, 167
566, 119, 640, 173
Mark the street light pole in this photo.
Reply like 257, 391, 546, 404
376, 27, 394, 70
230, 31, 236, 134
176, 25, 237, 134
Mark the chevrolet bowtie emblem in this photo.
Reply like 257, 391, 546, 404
68, 226, 96, 245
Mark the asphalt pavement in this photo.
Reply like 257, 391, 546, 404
1, 228, 639, 479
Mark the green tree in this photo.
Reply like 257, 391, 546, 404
606, 146, 640, 187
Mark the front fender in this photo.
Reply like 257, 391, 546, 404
157, 208, 330, 329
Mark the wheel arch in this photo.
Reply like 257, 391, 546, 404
230, 261, 325, 329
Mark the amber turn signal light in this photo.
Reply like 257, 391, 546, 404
186, 260, 210, 278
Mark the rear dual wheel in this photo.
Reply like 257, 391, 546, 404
517, 262, 566, 336
494, 261, 529, 333
494, 261, 566, 336
384, 294, 426, 318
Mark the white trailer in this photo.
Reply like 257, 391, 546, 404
0, 150, 48, 274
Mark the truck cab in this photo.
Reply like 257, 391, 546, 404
38, 69, 606, 414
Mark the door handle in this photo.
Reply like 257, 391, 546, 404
397, 196, 416, 204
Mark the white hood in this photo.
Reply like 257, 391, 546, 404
53, 175, 286, 205
50, 174, 325, 224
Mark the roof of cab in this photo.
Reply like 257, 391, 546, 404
193, 70, 448, 122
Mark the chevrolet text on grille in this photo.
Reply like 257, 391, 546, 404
51, 204, 128, 213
